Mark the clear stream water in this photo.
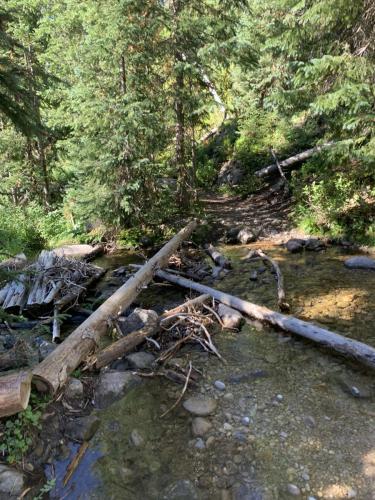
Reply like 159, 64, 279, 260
48, 243, 375, 499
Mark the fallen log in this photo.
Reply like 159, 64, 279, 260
53, 244, 104, 261
255, 143, 334, 178
0, 253, 27, 271
155, 270, 375, 370
87, 310, 159, 370
32, 221, 197, 394
0, 371, 32, 417
246, 249, 289, 311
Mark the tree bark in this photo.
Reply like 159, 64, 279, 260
0, 371, 32, 418
155, 269, 375, 370
32, 221, 197, 394
255, 143, 334, 178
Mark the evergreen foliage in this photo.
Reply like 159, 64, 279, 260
0, 0, 374, 254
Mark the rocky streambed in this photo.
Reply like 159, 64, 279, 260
1, 241, 375, 499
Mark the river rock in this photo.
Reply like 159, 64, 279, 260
286, 239, 305, 253
95, 371, 141, 408
231, 481, 264, 500
344, 256, 375, 270
163, 479, 199, 500
214, 380, 226, 391
118, 308, 158, 336
287, 483, 301, 496
65, 377, 84, 400
238, 228, 257, 244
183, 396, 217, 416
126, 352, 155, 370
130, 429, 144, 447
0, 465, 24, 497
192, 417, 212, 437
65, 414, 101, 441
305, 238, 326, 251
218, 304, 244, 329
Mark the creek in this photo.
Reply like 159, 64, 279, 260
47, 242, 375, 499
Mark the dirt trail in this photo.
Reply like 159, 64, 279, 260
201, 189, 302, 243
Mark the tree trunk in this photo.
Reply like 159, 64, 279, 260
32, 221, 197, 394
0, 371, 32, 418
155, 270, 375, 370
255, 143, 335, 178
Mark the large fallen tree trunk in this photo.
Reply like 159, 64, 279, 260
155, 270, 375, 370
32, 221, 197, 394
255, 143, 334, 178
0, 371, 32, 418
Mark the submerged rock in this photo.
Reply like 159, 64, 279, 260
183, 396, 217, 416
344, 256, 375, 270
163, 479, 199, 500
65, 414, 101, 442
95, 371, 141, 409
286, 238, 305, 253
0, 465, 24, 496
305, 238, 326, 251
192, 417, 212, 437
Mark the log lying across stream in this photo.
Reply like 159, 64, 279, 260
32, 221, 197, 395
255, 143, 334, 178
155, 270, 375, 370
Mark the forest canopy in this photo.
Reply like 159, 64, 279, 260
0, 0, 374, 255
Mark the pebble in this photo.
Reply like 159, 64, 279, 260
65, 377, 84, 400
303, 416, 316, 428
223, 422, 233, 431
241, 417, 250, 426
214, 380, 226, 391
206, 436, 215, 447
287, 483, 301, 496
276, 394, 284, 402
223, 392, 234, 401
347, 488, 357, 498
130, 429, 144, 447
301, 472, 310, 481
195, 438, 205, 449
249, 271, 258, 281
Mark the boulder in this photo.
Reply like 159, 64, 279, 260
286, 238, 305, 253
183, 396, 217, 416
237, 228, 257, 244
344, 256, 375, 270
94, 371, 141, 409
217, 159, 244, 187
65, 414, 101, 442
126, 352, 155, 370
0, 465, 24, 497
225, 227, 241, 244
218, 304, 244, 329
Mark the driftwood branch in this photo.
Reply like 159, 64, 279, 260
246, 249, 289, 311
255, 143, 334, 178
204, 244, 231, 269
155, 270, 375, 370
31, 221, 197, 395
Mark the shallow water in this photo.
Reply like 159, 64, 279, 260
49, 243, 375, 499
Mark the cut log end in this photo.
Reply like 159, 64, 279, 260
0, 371, 32, 417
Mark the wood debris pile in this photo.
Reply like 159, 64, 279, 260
0, 250, 104, 315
